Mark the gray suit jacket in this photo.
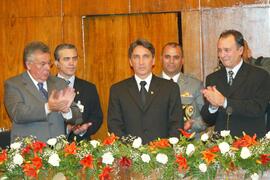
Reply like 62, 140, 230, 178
161, 73, 206, 133
4, 72, 81, 142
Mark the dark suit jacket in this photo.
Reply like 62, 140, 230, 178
4, 72, 81, 142
108, 75, 183, 144
68, 77, 103, 141
201, 62, 270, 138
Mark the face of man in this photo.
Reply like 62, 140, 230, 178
129, 45, 155, 79
55, 48, 78, 79
217, 35, 243, 69
26, 51, 51, 82
161, 46, 183, 77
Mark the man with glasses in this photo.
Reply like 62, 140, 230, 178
54, 43, 103, 142
4, 41, 82, 142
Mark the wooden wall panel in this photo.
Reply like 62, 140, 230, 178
181, 10, 203, 81
201, 0, 270, 8
0, 0, 61, 17
83, 13, 179, 140
63, 0, 199, 16
0, 17, 62, 128
201, 7, 270, 80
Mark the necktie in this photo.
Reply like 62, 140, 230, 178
140, 81, 147, 106
37, 82, 48, 100
228, 70, 234, 86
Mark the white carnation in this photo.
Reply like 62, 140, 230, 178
169, 137, 179, 145
220, 130, 231, 137
200, 133, 209, 142
266, 131, 270, 139
47, 138, 57, 146
90, 140, 100, 148
186, 144, 195, 156
156, 153, 168, 165
102, 152, 114, 165
250, 173, 259, 180
132, 137, 142, 149
218, 142, 230, 154
141, 154, 151, 163
240, 147, 251, 159
48, 153, 60, 167
199, 163, 207, 173
10, 142, 22, 150
13, 154, 24, 165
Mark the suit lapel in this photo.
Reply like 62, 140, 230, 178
127, 77, 144, 111
144, 75, 160, 111
22, 72, 45, 101
227, 63, 248, 97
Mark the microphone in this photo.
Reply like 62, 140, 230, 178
226, 106, 233, 130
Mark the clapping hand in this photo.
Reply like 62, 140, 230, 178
201, 86, 225, 107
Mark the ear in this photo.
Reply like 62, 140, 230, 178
54, 61, 59, 68
129, 59, 133, 67
239, 46, 244, 55
25, 61, 31, 70
152, 57, 155, 66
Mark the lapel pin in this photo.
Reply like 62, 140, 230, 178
76, 91, 80, 95
150, 91, 154, 95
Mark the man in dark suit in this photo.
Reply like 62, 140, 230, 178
4, 41, 82, 142
108, 39, 183, 144
201, 30, 270, 138
54, 43, 103, 141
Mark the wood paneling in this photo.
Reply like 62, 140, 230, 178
201, 0, 270, 8
181, 11, 203, 81
0, 17, 63, 128
84, 13, 179, 140
201, 7, 270, 80
63, 0, 199, 16
0, 0, 61, 17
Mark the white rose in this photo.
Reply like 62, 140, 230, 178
240, 147, 251, 159
90, 140, 100, 148
251, 173, 259, 180
141, 154, 151, 163
199, 163, 207, 173
10, 142, 22, 150
266, 131, 270, 139
132, 137, 142, 149
220, 130, 231, 137
186, 144, 195, 156
13, 154, 24, 165
200, 133, 209, 142
218, 142, 230, 154
102, 152, 114, 165
156, 153, 168, 165
48, 153, 60, 167
47, 138, 57, 146
169, 137, 179, 145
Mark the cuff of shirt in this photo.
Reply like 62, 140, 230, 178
62, 108, 73, 119
208, 105, 218, 114
45, 103, 51, 115
223, 97, 227, 108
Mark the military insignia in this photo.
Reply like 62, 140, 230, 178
182, 104, 194, 122
181, 91, 193, 97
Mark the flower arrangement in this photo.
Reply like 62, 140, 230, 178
0, 130, 270, 180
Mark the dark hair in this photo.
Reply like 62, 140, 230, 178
128, 39, 155, 59
23, 41, 50, 65
219, 30, 244, 48
161, 42, 183, 57
54, 43, 77, 61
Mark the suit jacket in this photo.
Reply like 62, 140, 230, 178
161, 73, 206, 133
108, 75, 183, 144
68, 77, 103, 141
201, 62, 270, 138
4, 72, 81, 142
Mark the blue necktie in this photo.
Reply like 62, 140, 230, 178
37, 82, 48, 100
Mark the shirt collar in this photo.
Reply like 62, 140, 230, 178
225, 60, 243, 78
162, 71, 180, 83
134, 73, 152, 91
57, 74, 75, 87
27, 71, 48, 91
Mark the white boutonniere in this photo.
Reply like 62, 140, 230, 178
76, 100, 84, 113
